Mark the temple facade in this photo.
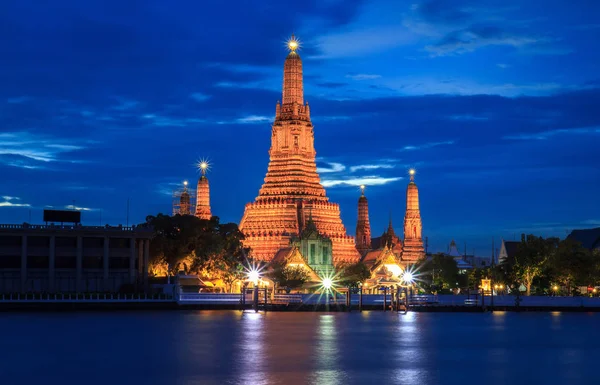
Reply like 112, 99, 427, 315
239, 36, 360, 264
195, 162, 212, 220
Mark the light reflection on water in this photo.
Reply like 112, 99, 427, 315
310, 315, 340, 385
0, 311, 599, 385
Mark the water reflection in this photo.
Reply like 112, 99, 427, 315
237, 311, 268, 385
310, 314, 341, 385
2, 311, 598, 385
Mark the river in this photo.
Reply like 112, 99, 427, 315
1, 311, 599, 384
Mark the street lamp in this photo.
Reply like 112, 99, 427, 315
552, 285, 559, 296
322, 278, 333, 290
248, 269, 260, 285
402, 271, 414, 285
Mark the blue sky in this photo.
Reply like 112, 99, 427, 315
1, 0, 599, 256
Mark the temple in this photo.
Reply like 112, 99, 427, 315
355, 185, 371, 256
195, 161, 212, 220
239, 36, 360, 263
402, 170, 425, 260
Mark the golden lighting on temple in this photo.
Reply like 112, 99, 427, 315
287, 35, 300, 52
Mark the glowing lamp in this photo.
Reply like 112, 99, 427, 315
248, 270, 260, 284
322, 278, 332, 290
200, 162, 208, 170
183, 180, 188, 186
402, 271, 414, 284
409, 169, 416, 176
287, 35, 300, 52
553, 285, 558, 291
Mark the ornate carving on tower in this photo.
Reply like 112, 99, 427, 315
355, 185, 372, 256
239, 35, 360, 263
403, 169, 424, 261
195, 161, 212, 220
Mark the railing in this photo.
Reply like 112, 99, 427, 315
178, 293, 242, 303
0, 293, 173, 302
0, 224, 152, 232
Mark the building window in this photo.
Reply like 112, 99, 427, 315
294, 136, 299, 148
310, 244, 316, 264
322, 246, 328, 264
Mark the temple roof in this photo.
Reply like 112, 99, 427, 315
448, 240, 461, 257
567, 227, 600, 250
272, 247, 294, 264
502, 241, 520, 259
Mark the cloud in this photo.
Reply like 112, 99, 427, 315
581, 219, 600, 226
190, 92, 211, 102
65, 204, 96, 211
321, 176, 403, 188
425, 27, 539, 56
497, 63, 509, 69
346, 74, 382, 80
0, 132, 86, 166
449, 114, 489, 121
111, 97, 140, 111
0, 196, 31, 208
317, 162, 346, 173
234, 115, 272, 124
350, 164, 395, 172
503, 127, 600, 140
399, 140, 455, 151
7, 96, 30, 104
314, 26, 415, 58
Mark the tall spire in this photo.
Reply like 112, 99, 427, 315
282, 34, 304, 106
239, 35, 360, 264
403, 169, 424, 260
195, 160, 212, 220
355, 185, 371, 255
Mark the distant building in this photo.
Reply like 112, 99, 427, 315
498, 239, 520, 264
446, 240, 473, 272
567, 227, 600, 252
0, 223, 152, 293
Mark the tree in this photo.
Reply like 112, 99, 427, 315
268, 262, 311, 292
145, 213, 205, 276
421, 253, 460, 293
511, 234, 557, 296
192, 218, 250, 292
144, 214, 251, 292
549, 238, 593, 295
336, 262, 371, 288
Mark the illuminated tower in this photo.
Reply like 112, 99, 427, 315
402, 169, 424, 261
172, 181, 196, 216
239, 35, 360, 263
179, 181, 191, 215
355, 185, 371, 255
195, 161, 212, 220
